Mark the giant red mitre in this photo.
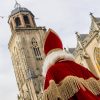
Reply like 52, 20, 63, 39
42, 28, 100, 100
44, 29, 63, 55
43, 28, 74, 77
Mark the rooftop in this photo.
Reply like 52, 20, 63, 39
10, 7, 34, 16
80, 34, 88, 41
68, 48, 75, 53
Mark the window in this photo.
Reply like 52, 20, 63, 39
32, 38, 42, 60
15, 17, 21, 27
23, 15, 30, 25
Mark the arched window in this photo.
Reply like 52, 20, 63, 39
94, 47, 100, 72
15, 17, 21, 27
23, 15, 30, 27
32, 38, 42, 60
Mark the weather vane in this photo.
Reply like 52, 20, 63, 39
75, 31, 80, 39
14, 0, 21, 8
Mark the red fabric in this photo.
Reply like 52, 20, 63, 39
44, 29, 63, 55
69, 88, 100, 100
44, 60, 100, 100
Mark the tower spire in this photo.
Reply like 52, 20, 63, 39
90, 12, 93, 16
75, 32, 83, 49
75, 32, 80, 40
14, 0, 21, 8
90, 12, 95, 19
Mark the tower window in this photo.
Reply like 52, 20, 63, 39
23, 15, 30, 25
15, 17, 21, 27
32, 38, 42, 60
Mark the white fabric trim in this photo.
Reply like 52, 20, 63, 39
42, 50, 75, 76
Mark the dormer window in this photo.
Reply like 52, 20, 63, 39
15, 17, 21, 27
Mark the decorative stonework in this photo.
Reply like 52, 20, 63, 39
70, 14, 100, 77
94, 47, 100, 72
96, 32, 100, 43
8, 5, 46, 100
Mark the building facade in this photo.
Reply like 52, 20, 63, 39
8, 3, 100, 100
69, 13, 100, 78
8, 4, 46, 100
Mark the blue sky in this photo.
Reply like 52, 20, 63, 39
0, 0, 100, 100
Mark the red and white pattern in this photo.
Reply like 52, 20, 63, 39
42, 28, 100, 100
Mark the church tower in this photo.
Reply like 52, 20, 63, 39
8, 2, 46, 100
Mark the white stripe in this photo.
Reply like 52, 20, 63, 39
42, 50, 75, 76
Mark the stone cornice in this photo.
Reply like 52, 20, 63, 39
15, 26, 46, 31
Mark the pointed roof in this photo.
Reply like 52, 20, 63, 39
75, 32, 88, 41
11, 7, 30, 16
94, 17, 100, 26
68, 48, 75, 53
75, 32, 88, 50
95, 17, 100, 22
10, 1, 34, 17
89, 13, 100, 33
80, 34, 88, 41
90, 13, 100, 27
